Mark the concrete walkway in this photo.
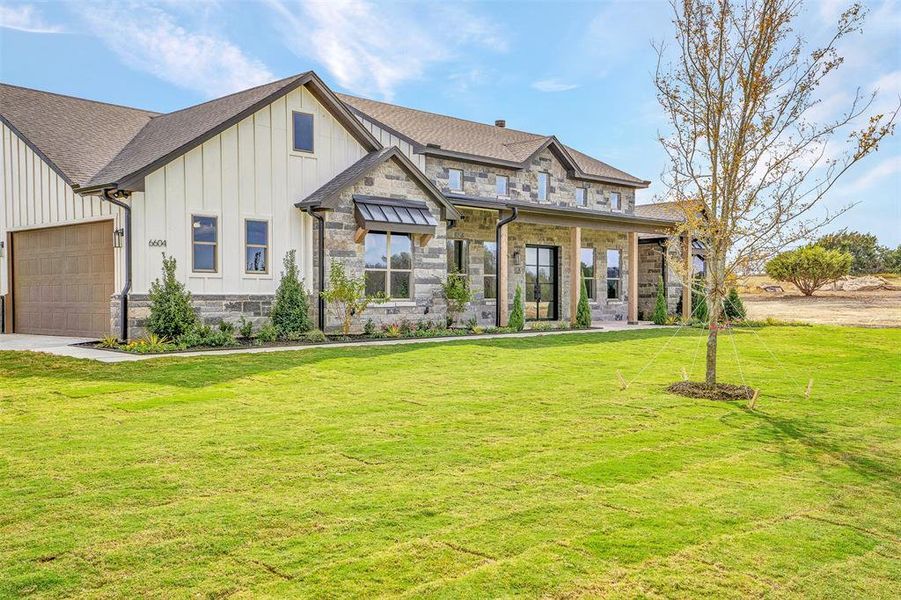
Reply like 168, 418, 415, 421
0, 321, 663, 363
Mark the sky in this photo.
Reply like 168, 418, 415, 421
1, 0, 899, 245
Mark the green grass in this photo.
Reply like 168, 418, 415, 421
1, 326, 899, 598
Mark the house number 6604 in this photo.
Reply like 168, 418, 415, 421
149, 239, 167, 247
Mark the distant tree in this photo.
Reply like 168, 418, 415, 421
651, 276, 668, 325
882, 245, 901, 274
816, 230, 884, 275
270, 250, 313, 338
655, 0, 897, 384
508, 286, 525, 332
575, 278, 592, 328
146, 255, 197, 340
765, 246, 852, 296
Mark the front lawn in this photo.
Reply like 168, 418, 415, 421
1, 326, 899, 597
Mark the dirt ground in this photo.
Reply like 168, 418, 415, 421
738, 274, 901, 327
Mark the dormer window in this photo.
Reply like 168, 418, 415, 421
537, 172, 549, 201
575, 188, 587, 206
496, 175, 508, 197
448, 168, 463, 192
292, 112, 314, 153
610, 192, 621, 211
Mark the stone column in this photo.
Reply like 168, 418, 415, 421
682, 235, 692, 320
498, 221, 510, 326
570, 226, 581, 324
628, 231, 638, 324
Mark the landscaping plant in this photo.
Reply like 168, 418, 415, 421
765, 246, 853, 296
146, 255, 197, 340
508, 286, 525, 332
441, 272, 472, 327
238, 317, 254, 340
255, 322, 278, 343
651, 276, 668, 325
723, 287, 746, 321
575, 278, 592, 329
270, 250, 313, 338
321, 260, 386, 335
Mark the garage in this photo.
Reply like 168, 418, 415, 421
11, 221, 114, 337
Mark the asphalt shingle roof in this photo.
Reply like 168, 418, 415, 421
633, 201, 685, 222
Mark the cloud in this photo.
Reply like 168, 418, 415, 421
78, 3, 274, 98
0, 4, 63, 33
263, 0, 505, 100
844, 155, 901, 193
531, 79, 580, 93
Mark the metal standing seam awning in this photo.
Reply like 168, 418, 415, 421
352, 195, 438, 243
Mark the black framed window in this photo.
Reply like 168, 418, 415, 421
610, 191, 621, 211
292, 111, 314, 152
581, 247, 595, 300
245, 220, 269, 273
448, 168, 463, 191
606, 249, 622, 299
365, 232, 412, 299
483, 241, 497, 299
192, 215, 218, 273
496, 175, 508, 197
537, 172, 549, 201
447, 239, 468, 275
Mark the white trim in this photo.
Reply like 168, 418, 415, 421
242, 216, 273, 280
5, 214, 117, 233
189, 212, 222, 278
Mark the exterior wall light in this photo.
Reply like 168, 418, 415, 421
113, 228, 125, 248
0, 240, 4, 258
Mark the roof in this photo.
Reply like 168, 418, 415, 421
337, 93, 649, 188
634, 201, 688, 221
295, 146, 461, 220
0, 83, 157, 186
353, 195, 438, 235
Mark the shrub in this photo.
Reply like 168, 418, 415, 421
815, 229, 884, 275
321, 261, 386, 335
305, 329, 327, 343
146, 255, 197, 339
691, 277, 709, 323
181, 324, 236, 348
98, 335, 120, 349
238, 317, 254, 339
508, 286, 525, 332
384, 323, 401, 338
651, 275, 668, 325
723, 287, 746, 320
765, 246, 852, 296
575, 277, 592, 329
363, 319, 376, 336
256, 322, 278, 343
218, 320, 235, 334
442, 272, 472, 326
270, 250, 313, 338
126, 334, 175, 354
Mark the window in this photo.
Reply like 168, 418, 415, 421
496, 175, 508, 197
447, 239, 468, 274
606, 249, 622, 300
693, 255, 706, 276
292, 112, 314, 153
483, 241, 497, 299
448, 168, 463, 191
537, 172, 549, 201
365, 232, 412, 299
192, 215, 218, 272
580, 248, 595, 300
610, 191, 621, 211
575, 188, 587, 206
245, 220, 269, 274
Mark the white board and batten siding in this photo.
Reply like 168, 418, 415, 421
355, 115, 425, 173
133, 85, 368, 295
0, 122, 127, 297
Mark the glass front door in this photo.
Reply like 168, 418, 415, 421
525, 245, 558, 320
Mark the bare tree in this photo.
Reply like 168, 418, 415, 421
654, 0, 897, 385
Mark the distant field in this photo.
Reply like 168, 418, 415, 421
2, 327, 899, 597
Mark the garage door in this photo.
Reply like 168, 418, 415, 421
12, 221, 115, 337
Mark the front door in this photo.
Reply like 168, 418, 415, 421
525, 245, 558, 320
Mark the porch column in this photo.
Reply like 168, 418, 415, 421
569, 226, 581, 324
498, 221, 510, 326
682, 235, 692, 320
627, 231, 638, 324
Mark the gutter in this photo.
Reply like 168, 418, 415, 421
495, 207, 518, 327
102, 189, 132, 341
303, 206, 326, 331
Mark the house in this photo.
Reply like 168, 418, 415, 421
0, 72, 698, 339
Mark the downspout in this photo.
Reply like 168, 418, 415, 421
102, 188, 132, 341
304, 207, 326, 331
495, 206, 518, 327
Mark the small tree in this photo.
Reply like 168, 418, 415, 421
508, 285, 525, 332
575, 278, 592, 329
651, 276, 668, 325
766, 246, 852, 296
270, 250, 313, 338
882, 245, 901, 274
146, 255, 197, 340
691, 277, 709, 324
816, 230, 885, 275
320, 261, 386, 335
442, 272, 471, 326
723, 288, 746, 321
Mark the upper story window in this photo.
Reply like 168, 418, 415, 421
192, 215, 218, 273
292, 112, 314, 153
610, 191, 622, 211
448, 168, 463, 192
245, 220, 269, 274
537, 172, 549, 201
575, 188, 587, 207
496, 175, 508, 197
365, 232, 412, 299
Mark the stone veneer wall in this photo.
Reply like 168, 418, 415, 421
314, 158, 449, 333
636, 240, 684, 320
425, 149, 637, 213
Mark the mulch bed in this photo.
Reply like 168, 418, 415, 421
666, 381, 755, 400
